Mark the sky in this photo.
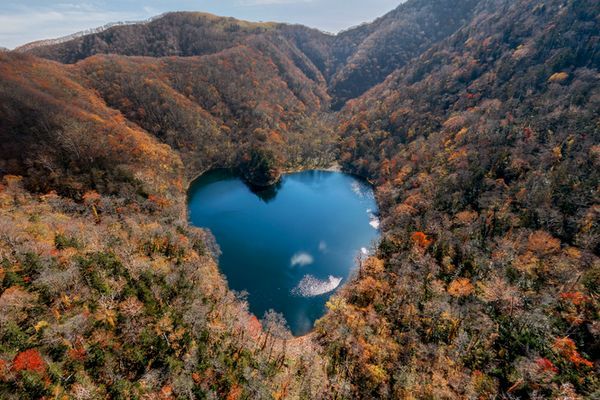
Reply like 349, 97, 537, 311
0, 0, 402, 49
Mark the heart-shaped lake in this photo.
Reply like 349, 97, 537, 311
188, 169, 380, 335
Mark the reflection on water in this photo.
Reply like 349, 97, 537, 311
249, 180, 281, 203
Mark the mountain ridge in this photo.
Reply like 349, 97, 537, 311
17, 0, 483, 109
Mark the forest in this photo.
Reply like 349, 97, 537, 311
0, 0, 598, 398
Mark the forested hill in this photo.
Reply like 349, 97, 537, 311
19, 0, 483, 109
322, 0, 599, 397
1, 0, 598, 398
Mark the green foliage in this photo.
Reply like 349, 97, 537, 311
54, 234, 82, 250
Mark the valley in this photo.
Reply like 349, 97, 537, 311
0, 0, 598, 398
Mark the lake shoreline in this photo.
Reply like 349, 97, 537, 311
184, 162, 344, 191
187, 169, 379, 336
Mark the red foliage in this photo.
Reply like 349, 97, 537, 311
535, 357, 558, 373
12, 349, 46, 374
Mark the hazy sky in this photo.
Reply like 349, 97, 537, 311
0, 0, 402, 49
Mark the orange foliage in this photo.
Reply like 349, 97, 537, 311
447, 278, 474, 297
192, 372, 202, 384
548, 72, 569, 83
269, 130, 284, 144
553, 337, 593, 368
148, 195, 170, 209
68, 345, 87, 362
559, 292, 589, 306
394, 203, 417, 216
159, 385, 174, 399
527, 231, 560, 255
12, 349, 46, 374
0, 359, 6, 381
411, 231, 432, 248
247, 315, 262, 337
226, 384, 242, 400
455, 210, 478, 225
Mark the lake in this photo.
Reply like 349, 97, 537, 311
187, 169, 380, 335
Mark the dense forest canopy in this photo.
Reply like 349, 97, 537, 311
0, 0, 598, 398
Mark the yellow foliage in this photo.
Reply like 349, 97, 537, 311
514, 251, 539, 275
325, 296, 347, 313
552, 145, 562, 160
34, 320, 49, 332
448, 148, 468, 163
564, 247, 581, 259
96, 309, 117, 328
363, 257, 385, 275
548, 72, 569, 83
365, 363, 388, 385
455, 127, 469, 142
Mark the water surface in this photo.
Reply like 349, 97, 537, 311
188, 170, 379, 335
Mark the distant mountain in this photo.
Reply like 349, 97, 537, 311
19, 0, 484, 108
18, 13, 292, 62
325, 0, 480, 108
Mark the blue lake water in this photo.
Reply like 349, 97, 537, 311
187, 170, 379, 335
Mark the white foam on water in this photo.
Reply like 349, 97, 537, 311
351, 181, 364, 197
368, 212, 380, 229
290, 252, 314, 267
292, 275, 342, 297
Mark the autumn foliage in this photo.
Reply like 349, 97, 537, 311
411, 231, 432, 248
0, 0, 598, 398
447, 278, 474, 297
553, 337, 593, 368
11, 349, 45, 374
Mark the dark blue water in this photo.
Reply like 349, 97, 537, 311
187, 170, 379, 335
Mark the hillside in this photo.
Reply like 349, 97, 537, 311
322, 0, 599, 397
1, 0, 599, 398
20, 0, 486, 109
0, 52, 331, 399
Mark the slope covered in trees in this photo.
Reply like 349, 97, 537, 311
0, 52, 331, 399
321, 0, 599, 397
1, 0, 599, 398
20, 0, 486, 109
0, 53, 183, 203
